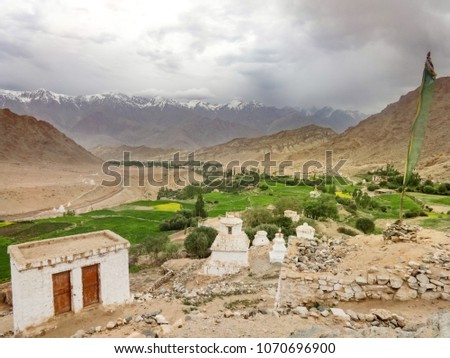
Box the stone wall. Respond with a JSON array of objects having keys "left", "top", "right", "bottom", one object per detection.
[{"left": 276, "top": 237, "right": 450, "bottom": 308}]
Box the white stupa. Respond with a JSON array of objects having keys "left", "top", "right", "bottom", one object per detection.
[
  {"left": 202, "top": 214, "right": 250, "bottom": 276},
  {"left": 269, "top": 231, "right": 287, "bottom": 264},
  {"left": 252, "top": 230, "right": 270, "bottom": 246},
  {"left": 296, "top": 223, "right": 316, "bottom": 240}
]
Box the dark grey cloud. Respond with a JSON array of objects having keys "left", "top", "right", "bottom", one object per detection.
[{"left": 1, "top": 0, "right": 450, "bottom": 114}]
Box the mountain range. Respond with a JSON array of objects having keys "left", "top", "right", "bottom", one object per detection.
[{"left": 0, "top": 89, "right": 366, "bottom": 149}]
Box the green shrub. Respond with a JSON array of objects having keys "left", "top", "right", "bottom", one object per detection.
[
  {"left": 184, "top": 226, "right": 218, "bottom": 258},
  {"left": 422, "top": 185, "right": 436, "bottom": 194},
  {"left": 159, "top": 214, "right": 194, "bottom": 231},
  {"left": 242, "top": 207, "right": 274, "bottom": 228},
  {"left": 258, "top": 183, "right": 269, "bottom": 191},
  {"left": 337, "top": 227, "right": 358, "bottom": 236},
  {"left": 367, "top": 184, "right": 380, "bottom": 192},
  {"left": 355, "top": 218, "right": 375, "bottom": 234}
]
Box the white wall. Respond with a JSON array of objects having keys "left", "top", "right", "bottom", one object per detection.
[
  {"left": 210, "top": 250, "right": 248, "bottom": 265},
  {"left": 11, "top": 249, "right": 130, "bottom": 333}
]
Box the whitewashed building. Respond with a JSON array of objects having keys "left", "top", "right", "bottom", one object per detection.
[
  {"left": 269, "top": 232, "right": 287, "bottom": 264},
  {"left": 203, "top": 214, "right": 250, "bottom": 275},
  {"left": 8, "top": 230, "right": 130, "bottom": 333}
]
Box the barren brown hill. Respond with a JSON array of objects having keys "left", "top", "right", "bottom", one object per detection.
[
  {"left": 91, "top": 144, "right": 187, "bottom": 162},
  {"left": 297, "top": 76, "right": 450, "bottom": 179},
  {"left": 0, "top": 108, "right": 100, "bottom": 166},
  {"left": 195, "top": 125, "right": 338, "bottom": 163}
]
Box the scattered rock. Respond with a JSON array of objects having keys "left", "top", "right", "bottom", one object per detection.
[
  {"left": 371, "top": 309, "right": 393, "bottom": 321},
  {"left": 394, "top": 285, "right": 418, "bottom": 301},
  {"left": 71, "top": 330, "right": 85, "bottom": 338},
  {"left": 292, "top": 306, "right": 309, "bottom": 318},
  {"left": 346, "top": 309, "right": 359, "bottom": 321},
  {"left": 106, "top": 321, "right": 116, "bottom": 330},
  {"left": 389, "top": 277, "right": 403, "bottom": 289},
  {"left": 330, "top": 308, "right": 350, "bottom": 321},
  {"left": 155, "top": 314, "right": 168, "bottom": 325},
  {"left": 141, "top": 329, "right": 158, "bottom": 338},
  {"left": 128, "top": 331, "right": 146, "bottom": 338}
]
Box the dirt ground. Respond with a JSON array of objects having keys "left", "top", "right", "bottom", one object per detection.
[
  {"left": 1, "top": 225, "right": 449, "bottom": 338},
  {"left": 0, "top": 163, "right": 197, "bottom": 220}
]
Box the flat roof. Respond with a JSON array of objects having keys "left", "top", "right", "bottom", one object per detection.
[{"left": 8, "top": 230, "right": 130, "bottom": 272}]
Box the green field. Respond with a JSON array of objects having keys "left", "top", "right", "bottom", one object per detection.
[
  {"left": 409, "top": 192, "right": 450, "bottom": 207},
  {"left": 0, "top": 200, "right": 192, "bottom": 282},
  {"left": 1, "top": 183, "right": 449, "bottom": 283},
  {"left": 204, "top": 183, "right": 313, "bottom": 216}
]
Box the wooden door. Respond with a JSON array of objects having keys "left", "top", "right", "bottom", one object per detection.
[
  {"left": 82, "top": 264, "right": 99, "bottom": 307},
  {"left": 52, "top": 271, "right": 72, "bottom": 315}
]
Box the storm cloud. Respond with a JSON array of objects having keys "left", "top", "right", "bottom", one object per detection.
[{"left": 1, "top": 0, "right": 449, "bottom": 113}]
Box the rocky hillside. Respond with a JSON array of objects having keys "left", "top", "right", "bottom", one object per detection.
[
  {"left": 0, "top": 108, "right": 100, "bottom": 165},
  {"left": 92, "top": 145, "right": 187, "bottom": 162},
  {"left": 298, "top": 76, "right": 450, "bottom": 179},
  {"left": 195, "top": 125, "right": 337, "bottom": 163}
]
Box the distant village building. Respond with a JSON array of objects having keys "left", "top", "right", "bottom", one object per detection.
[
  {"left": 284, "top": 210, "right": 300, "bottom": 223},
  {"left": 203, "top": 214, "right": 250, "bottom": 276},
  {"left": 8, "top": 230, "right": 130, "bottom": 333},
  {"left": 374, "top": 188, "right": 397, "bottom": 195},
  {"left": 296, "top": 223, "right": 316, "bottom": 240},
  {"left": 252, "top": 230, "right": 270, "bottom": 246},
  {"left": 269, "top": 232, "right": 287, "bottom": 264}
]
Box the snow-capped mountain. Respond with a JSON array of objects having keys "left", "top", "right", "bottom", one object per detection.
[{"left": 0, "top": 88, "right": 367, "bottom": 149}]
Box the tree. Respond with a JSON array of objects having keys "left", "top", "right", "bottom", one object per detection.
[
  {"left": 242, "top": 207, "right": 274, "bottom": 228},
  {"left": 303, "top": 194, "right": 338, "bottom": 220},
  {"left": 193, "top": 193, "right": 208, "bottom": 218},
  {"left": 273, "top": 197, "right": 302, "bottom": 216},
  {"left": 184, "top": 226, "right": 218, "bottom": 258}
]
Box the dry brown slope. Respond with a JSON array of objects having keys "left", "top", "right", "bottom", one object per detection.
[
  {"left": 195, "top": 124, "right": 338, "bottom": 163},
  {"left": 298, "top": 77, "right": 450, "bottom": 178},
  {"left": 91, "top": 144, "right": 187, "bottom": 161},
  {"left": 0, "top": 108, "right": 101, "bottom": 165}
]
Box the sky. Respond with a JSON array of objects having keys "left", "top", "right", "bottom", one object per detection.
[{"left": 1, "top": 0, "right": 450, "bottom": 114}]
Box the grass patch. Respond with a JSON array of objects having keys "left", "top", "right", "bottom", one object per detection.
[{"left": 409, "top": 193, "right": 450, "bottom": 206}]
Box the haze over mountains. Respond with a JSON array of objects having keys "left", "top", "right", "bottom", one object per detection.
[{"left": 0, "top": 89, "right": 366, "bottom": 150}]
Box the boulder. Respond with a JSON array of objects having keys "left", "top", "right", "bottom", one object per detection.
[
  {"left": 71, "top": 330, "right": 85, "bottom": 338},
  {"left": 330, "top": 308, "right": 350, "bottom": 321},
  {"left": 292, "top": 306, "right": 309, "bottom": 318},
  {"left": 371, "top": 309, "right": 393, "bottom": 321},
  {"left": 155, "top": 314, "right": 169, "bottom": 325},
  {"left": 389, "top": 277, "right": 403, "bottom": 289},
  {"left": 394, "top": 285, "right": 417, "bottom": 301}
]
